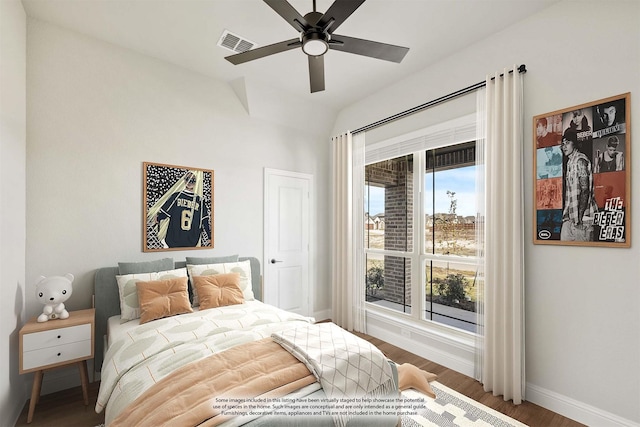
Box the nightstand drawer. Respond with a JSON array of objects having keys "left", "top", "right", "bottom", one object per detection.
[
  {"left": 19, "top": 308, "right": 95, "bottom": 422},
  {"left": 22, "top": 339, "right": 92, "bottom": 371},
  {"left": 23, "top": 324, "right": 90, "bottom": 351}
]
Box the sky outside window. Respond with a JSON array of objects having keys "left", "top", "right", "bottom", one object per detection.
[
  {"left": 425, "top": 165, "right": 476, "bottom": 217},
  {"left": 366, "top": 165, "right": 477, "bottom": 217}
]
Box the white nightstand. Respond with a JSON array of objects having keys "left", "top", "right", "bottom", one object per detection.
[{"left": 19, "top": 308, "right": 95, "bottom": 423}]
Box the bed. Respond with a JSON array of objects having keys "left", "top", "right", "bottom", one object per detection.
[{"left": 93, "top": 256, "right": 400, "bottom": 427}]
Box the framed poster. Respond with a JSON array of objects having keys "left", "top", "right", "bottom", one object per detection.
[
  {"left": 533, "top": 93, "right": 631, "bottom": 247},
  {"left": 143, "top": 162, "right": 214, "bottom": 252}
]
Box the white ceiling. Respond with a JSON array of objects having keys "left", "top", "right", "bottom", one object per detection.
[{"left": 21, "top": 0, "right": 559, "bottom": 111}]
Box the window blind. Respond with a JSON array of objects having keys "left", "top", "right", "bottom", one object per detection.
[{"left": 364, "top": 113, "right": 476, "bottom": 164}]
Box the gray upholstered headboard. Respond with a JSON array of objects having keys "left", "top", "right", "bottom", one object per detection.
[{"left": 93, "top": 256, "right": 262, "bottom": 372}]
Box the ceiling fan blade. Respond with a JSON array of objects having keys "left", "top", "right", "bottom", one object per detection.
[
  {"left": 329, "top": 34, "right": 409, "bottom": 63},
  {"left": 317, "top": 0, "right": 366, "bottom": 33},
  {"left": 308, "top": 55, "right": 325, "bottom": 93},
  {"left": 263, "top": 0, "right": 310, "bottom": 32},
  {"left": 226, "top": 38, "right": 301, "bottom": 65}
]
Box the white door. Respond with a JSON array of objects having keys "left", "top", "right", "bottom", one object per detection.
[{"left": 264, "top": 169, "right": 312, "bottom": 316}]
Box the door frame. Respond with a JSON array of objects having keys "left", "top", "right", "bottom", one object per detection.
[{"left": 263, "top": 168, "right": 314, "bottom": 316}]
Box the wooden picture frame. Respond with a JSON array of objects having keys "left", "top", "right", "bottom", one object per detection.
[
  {"left": 533, "top": 93, "right": 630, "bottom": 247},
  {"left": 143, "top": 162, "right": 214, "bottom": 252}
]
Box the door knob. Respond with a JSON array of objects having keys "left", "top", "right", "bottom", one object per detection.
[{"left": 270, "top": 259, "right": 283, "bottom": 264}]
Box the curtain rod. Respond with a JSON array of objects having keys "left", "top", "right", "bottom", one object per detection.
[{"left": 352, "top": 64, "right": 527, "bottom": 134}]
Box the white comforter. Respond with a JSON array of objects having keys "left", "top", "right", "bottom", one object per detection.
[{"left": 96, "top": 300, "right": 314, "bottom": 426}]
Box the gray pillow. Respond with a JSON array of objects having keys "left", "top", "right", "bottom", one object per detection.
[
  {"left": 118, "top": 258, "right": 174, "bottom": 275},
  {"left": 185, "top": 255, "right": 238, "bottom": 265}
]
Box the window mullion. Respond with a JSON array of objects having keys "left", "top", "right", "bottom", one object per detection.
[{"left": 410, "top": 151, "right": 423, "bottom": 321}]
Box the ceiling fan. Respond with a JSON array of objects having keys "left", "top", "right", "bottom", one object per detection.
[{"left": 225, "top": 0, "right": 410, "bottom": 93}]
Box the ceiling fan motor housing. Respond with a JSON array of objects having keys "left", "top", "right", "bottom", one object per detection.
[
  {"left": 301, "top": 11, "right": 329, "bottom": 56},
  {"left": 302, "top": 30, "right": 329, "bottom": 56}
]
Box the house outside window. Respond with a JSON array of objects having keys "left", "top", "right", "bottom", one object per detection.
[{"left": 363, "top": 115, "right": 481, "bottom": 334}]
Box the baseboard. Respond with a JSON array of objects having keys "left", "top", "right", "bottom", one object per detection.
[
  {"left": 313, "top": 308, "right": 332, "bottom": 323},
  {"left": 365, "top": 309, "right": 476, "bottom": 377},
  {"left": 39, "top": 365, "right": 83, "bottom": 395},
  {"left": 27, "top": 359, "right": 96, "bottom": 397},
  {"left": 526, "top": 383, "right": 640, "bottom": 427},
  {"left": 7, "top": 387, "right": 26, "bottom": 427},
  {"left": 365, "top": 309, "right": 639, "bottom": 427}
]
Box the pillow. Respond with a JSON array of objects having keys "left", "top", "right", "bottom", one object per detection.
[
  {"left": 116, "top": 267, "right": 188, "bottom": 323},
  {"left": 183, "top": 256, "right": 239, "bottom": 303},
  {"left": 136, "top": 277, "right": 193, "bottom": 324},
  {"left": 397, "top": 363, "right": 438, "bottom": 398},
  {"left": 187, "top": 260, "right": 254, "bottom": 306},
  {"left": 185, "top": 255, "right": 239, "bottom": 265},
  {"left": 118, "top": 258, "right": 174, "bottom": 275},
  {"left": 154, "top": 267, "right": 189, "bottom": 282},
  {"left": 115, "top": 272, "right": 155, "bottom": 323},
  {"left": 192, "top": 273, "right": 244, "bottom": 310}
]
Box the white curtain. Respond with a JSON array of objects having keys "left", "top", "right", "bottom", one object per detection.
[
  {"left": 331, "top": 132, "right": 366, "bottom": 333},
  {"left": 475, "top": 66, "right": 525, "bottom": 404}
]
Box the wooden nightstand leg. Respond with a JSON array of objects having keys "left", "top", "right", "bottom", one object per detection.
[
  {"left": 27, "top": 370, "right": 43, "bottom": 423},
  {"left": 78, "top": 360, "right": 90, "bottom": 406}
]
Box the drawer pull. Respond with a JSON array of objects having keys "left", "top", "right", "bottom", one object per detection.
[
  {"left": 57, "top": 353, "right": 61, "bottom": 357},
  {"left": 57, "top": 335, "right": 61, "bottom": 339}
]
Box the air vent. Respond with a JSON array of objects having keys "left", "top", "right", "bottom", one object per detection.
[{"left": 217, "top": 30, "right": 257, "bottom": 54}]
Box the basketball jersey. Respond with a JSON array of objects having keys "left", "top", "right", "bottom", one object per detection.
[{"left": 159, "top": 191, "right": 203, "bottom": 247}]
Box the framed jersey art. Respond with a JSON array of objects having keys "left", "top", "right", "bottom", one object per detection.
[
  {"left": 533, "top": 93, "right": 630, "bottom": 247},
  {"left": 143, "top": 162, "right": 214, "bottom": 252}
]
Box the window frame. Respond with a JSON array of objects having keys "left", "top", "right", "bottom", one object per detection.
[{"left": 362, "top": 114, "right": 480, "bottom": 337}]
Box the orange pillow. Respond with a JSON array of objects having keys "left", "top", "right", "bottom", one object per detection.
[
  {"left": 192, "top": 273, "right": 244, "bottom": 310},
  {"left": 136, "top": 277, "right": 193, "bottom": 324}
]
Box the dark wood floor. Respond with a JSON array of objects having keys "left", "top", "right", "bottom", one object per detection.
[
  {"left": 15, "top": 333, "right": 585, "bottom": 427},
  {"left": 15, "top": 380, "right": 105, "bottom": 427}
]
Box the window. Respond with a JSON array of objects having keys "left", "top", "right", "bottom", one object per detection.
[
  {"left": 365, "top": 155, "right": 413, "bottom": 313},
  {"left": 424, "top": 142, "right": 479, "bottom": 332},
  {"left": 364, "top": 136, "right": 481, "bottom": 333}
]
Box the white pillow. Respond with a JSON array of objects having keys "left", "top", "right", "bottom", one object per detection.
[
  {"left": 115, "top": 267, "right": 188, "bottom": 323},
  {"left": 187, "top": 260, "right": 254, "bottom": 305}
]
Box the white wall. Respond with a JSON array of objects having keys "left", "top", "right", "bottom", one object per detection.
[
  {"left": 0, "top": 0, "right": 27, "bottom": 424},
  {"left": 16, "top": 0, "right": 640, "bottom": 425},
  {"left": 25, "top": 17, "right": 333, "bottom": 392},
  {"left": 334, "top": 1, "right": 640, "bottom": 426}
]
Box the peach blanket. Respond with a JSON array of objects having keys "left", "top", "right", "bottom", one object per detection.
[{"left": 110, "top": 338, "right": 316, "bottom": 427}]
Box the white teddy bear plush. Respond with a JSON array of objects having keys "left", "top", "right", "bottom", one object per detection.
[{"left": 35, "top": 274, "right": 74, "bottom": 322}]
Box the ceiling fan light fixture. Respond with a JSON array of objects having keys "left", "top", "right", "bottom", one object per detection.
[
  {"left": 225, "top": 0, "right": 410, "bottom": 93},
  {"left": 302, "top": 32, "right": 328, "bottom": 56}
]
